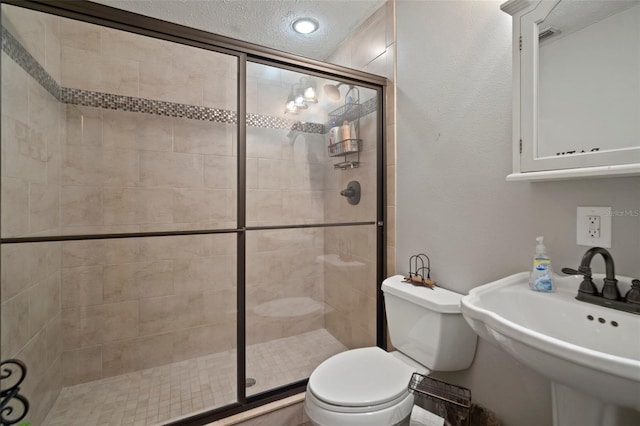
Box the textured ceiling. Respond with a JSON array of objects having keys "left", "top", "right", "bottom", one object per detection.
[{"left": 91, "top": 0, "right": 386, "bottom": 60}]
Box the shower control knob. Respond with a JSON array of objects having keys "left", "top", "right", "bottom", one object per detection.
[{"left": 340, "top": 181, "right": 361, "bottom": 205}]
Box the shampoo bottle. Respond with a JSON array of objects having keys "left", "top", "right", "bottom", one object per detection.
[
  {"left": 529, "top": 236, "right": 554, "bottom": 292},
  {"left": 341, "top": 120, "right": 351, "bottom": 151}
]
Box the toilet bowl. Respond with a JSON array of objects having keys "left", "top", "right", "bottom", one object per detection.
[
  {"left": 304, "top": 347, "right": 426, "bottom": 426},
  {"left": 304, "top": 275, "right": 477, "bottom": 426}
]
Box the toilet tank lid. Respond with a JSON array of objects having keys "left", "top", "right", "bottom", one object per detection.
[{"left": 382, "top": 275, "right": 463, "bottom": 314}]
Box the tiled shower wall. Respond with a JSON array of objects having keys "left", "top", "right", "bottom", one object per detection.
[
  {"left": 1, "top": 6, "right": 64, "bottom": 425},
  {"left": 1, "top": 2, "right": 340, "bottom": 400},
  {"left": 322, "top": 0, "right": 395, "bottom": 349},
  {"left": 1, "top": 5, "right": 382, "bottom": 424}
]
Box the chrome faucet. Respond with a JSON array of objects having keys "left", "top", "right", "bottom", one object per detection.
[{"left": 562, "top": 247, "right": 640, "bottom": 314}]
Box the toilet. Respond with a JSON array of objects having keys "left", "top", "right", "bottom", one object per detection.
[{"left": 304, "top": 275, "right": 478, "bottom": 426}]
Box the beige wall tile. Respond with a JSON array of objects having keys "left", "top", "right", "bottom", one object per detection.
[
  {"left": 1, "top": 291, "right": 30, "bottom": 359},
  {"left": 101, "top": 25, "right": 173, "bottom": 64},
  {"left": 174, "top": 43, "right": 237, "bottom": 80},
  {"left": 140, "top": 151, "right": 204, "bottom": 188},
  {"left": 62, "top": 238, "right": 141, "bottom": 268},
  {"left": 102, "top": 332, "right": 173, "bottom": 377},
  {"left": 137, "top": 234, "right": 236, "bottom": 261},
  {"left": 1, "top": 52, "right": 29, "bottom": 121},
  {"left": 2, "top": 4, "right": 46, "bottom": 67},
  {"left": 62, "top": 265, "right": 104, "bottom": 309},
  {"left": 246, "top": 190, "right": 283, "bottom": 225},
  {"left": 60, "top": 17, "right": 100, "bottom": 53},
  {"left": 173, "top": 292, "right": 206, "bottom": 330},
  {"left": 173, "top": 256, "right": 237, "bottom": 293},
  {"left": 247, "top": 128, "right": 284, "bottom": 159},
  {"left": 28, "top": 272, "right": 61, "bottom": 339},
  {"left": 61, "top": 144, "right": 102, "bottom": 186},
  {"left": 172, "top": 188, "right": 234, "bottom": 225},
  {"left": 1, "top": 177, "right": 29, "bottom": 237},
  {"left": 62, "top": 145, "right": 139, "bottom": 187},
  {"left": 202, "top": 288, "right": 237, "bottom": 324},
  {"left": 17, "top": 328, "right": 49, "bottom": 398},
  {"left": 139, "top": 295, "right": 176, "bottom": 336},
  {"left": 257, "top": 158, "right": 289, "bottom": 190},
  {"left": 102, "top": 109, "right": 173, "bottom": 152},
  {"left": 62, "top": 345, "right": 102, "bottom": 385},
  {"left": 29, "top": 183, "right": 60, "bottom": 234},
  {"left": 44, "top": 14, "right": 61, "bottom": 82},
  {"left": 28, "top": 79, "right": 58, "bottom": 133},
  {"left": 173, "top": 118, "right": 234, "bottom": 155},
  {"left": 204, "top": 155, "right": 237, "bottom": 189},
  {"left": 46, "top": 312, "right": 63, "bottom": 366},
  {"left": 203, "top": 75, "right": 238, "bottom": 111},
  {"left": 139, "top": 60, "right": 203, "bottom": 105},
  {"left": 1, "top": 243, "right": 47, "bottom": 302},
  {"left": 61, "top": 45, "right": 139, "bottom": 96},
  {"left": 103, "top": 187, "right": 173, "bottom": 225},
  {"left": 103, "top": 261, "right": 174, "bottom": 303},
  {"left": 60, "top": 185, "right": 102, "bottom": 227},
  {"left": 2, "top": 117, "right": 47, "bottom": 183},
  {"left": 64, "top": 105, "right": 103, "bottom": 146},
  {"left": 62, "top": 300, "right": 138, "bottom": 349},
  {"left": 172, "top": 322, "right": 235, "bottom": 362}
]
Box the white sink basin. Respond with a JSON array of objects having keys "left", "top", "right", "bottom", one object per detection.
[{"left": 461, "top": 272, "right": 640, "bottom": 425}]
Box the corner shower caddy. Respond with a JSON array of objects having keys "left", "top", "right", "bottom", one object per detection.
[{"left": 328, "top": 87, "right": 363, "bottom": 170}]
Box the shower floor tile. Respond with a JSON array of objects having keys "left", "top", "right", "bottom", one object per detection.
[{"left": 43, "top": 329, "right": 346, "bottom": 426}]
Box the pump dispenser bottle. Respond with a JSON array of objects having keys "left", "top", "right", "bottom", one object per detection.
[{"left": 529, "top": 236, "right": 554, "bottom": 292}]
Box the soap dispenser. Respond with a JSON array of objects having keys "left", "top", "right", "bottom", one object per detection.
[{"left": 529, "top": 236, "right": 554, "bottom": 292}]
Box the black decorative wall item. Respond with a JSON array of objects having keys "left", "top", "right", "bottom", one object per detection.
[{"left": 0, "top": 359, "right": 30, "bottom": 426}]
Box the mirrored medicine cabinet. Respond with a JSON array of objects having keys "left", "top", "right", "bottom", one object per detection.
[{"left": 501, "top": 0, "right": 640, "bottom": 181}]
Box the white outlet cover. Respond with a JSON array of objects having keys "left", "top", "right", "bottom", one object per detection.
[{"left": 577, "top": 206, "right": 612, "bottom": 248}]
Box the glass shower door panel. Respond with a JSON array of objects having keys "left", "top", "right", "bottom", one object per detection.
[
  {"left": 0, "top": 234, "right": 238, "bottom": 425},
  {"left": 245, "top": 225, "right": 377, "bottom": 397},
  {"left": 245, "top": 62, "right": 379, "bottom": 227},
  {"left": 1, "top": 3, "right": 239, "bottom": 239}
]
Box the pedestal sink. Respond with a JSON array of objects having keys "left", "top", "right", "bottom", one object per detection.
[{"left": 461, "top": 272, "right": 640, "bottom": 426}]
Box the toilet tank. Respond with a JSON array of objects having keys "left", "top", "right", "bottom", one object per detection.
[{"left": 382, "top": 275, "right": 477, "bottom": 371}]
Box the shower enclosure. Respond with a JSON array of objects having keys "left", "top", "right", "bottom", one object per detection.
[{"left": 0, "top": 1, "right": 385, "bottom": 425}]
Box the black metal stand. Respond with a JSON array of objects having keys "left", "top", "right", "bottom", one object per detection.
[{"left": 1, "top": 359, "right": 29, "bottom": 426}]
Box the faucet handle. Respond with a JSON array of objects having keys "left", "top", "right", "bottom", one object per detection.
[
  {"left": 562, "top": 267, "right": 580, "bottom": 275},
  {"left": 625, "top": 279, "right": 640, "bottom": 305}
]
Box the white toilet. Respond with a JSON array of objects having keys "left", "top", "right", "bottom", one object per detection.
[{"left": 304, "top": 275, "right": 478, "bottom": 426}]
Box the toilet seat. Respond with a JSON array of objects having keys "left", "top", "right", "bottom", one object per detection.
[{"left": 307, "top": 347, "right": 417, "bottom": 412}]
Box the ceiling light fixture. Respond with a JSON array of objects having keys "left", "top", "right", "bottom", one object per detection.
[
  {"left": 284, "top": 77, "right": 318, "bottom": 114},
  {"left": 292, "top": 18, "right": 319, "bottom": 34}
]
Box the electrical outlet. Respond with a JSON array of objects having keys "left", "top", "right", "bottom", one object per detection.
[
  {"left": 587, "top": 215, "right": 600, "bottom": 238},
  {"left": 577, "top": 207, "right": 611, "bottom": 248}
]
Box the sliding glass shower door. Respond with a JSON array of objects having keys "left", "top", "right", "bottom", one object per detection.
[
  {"left": 244, "top": 62, "right": 380, "bottom": 396},
  {"left": 0, "top": 2, "right": 384, "bottom": 425}
]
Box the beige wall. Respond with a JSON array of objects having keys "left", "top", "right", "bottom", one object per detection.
[{"left": 396, "top": 1, "right": 640, "bottom": 425}]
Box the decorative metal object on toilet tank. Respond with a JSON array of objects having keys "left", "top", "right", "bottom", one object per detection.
[{"left": 340, "top": 181, "right": 360, "bottom": 205}]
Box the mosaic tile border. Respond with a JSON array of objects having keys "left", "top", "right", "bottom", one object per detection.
[
  {"left": 1, "top": 25, "right": 61, "bottom": 100},
  {"left": 61, "top": 88, "right": 238, "bottom": 123},
  {"left": 2, "top": 24, "right": 375, "bottom": 135}
]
